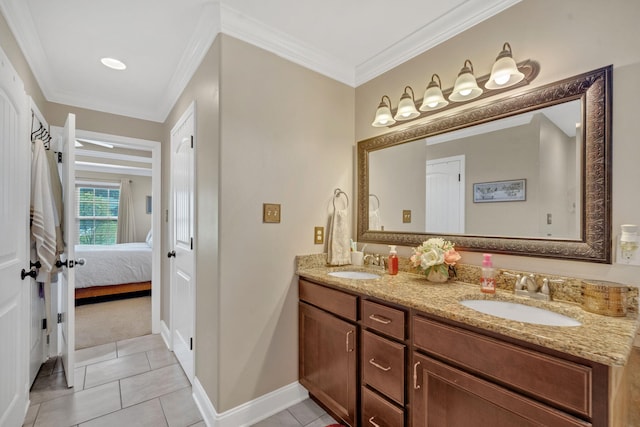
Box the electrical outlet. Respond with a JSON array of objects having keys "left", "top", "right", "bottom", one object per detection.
[
  {"left": 314, "top": 227, "right": 324, "bottom": 244},
  {"left": 403, "top": 209, "right": 412, "bottom": 223},
  {"left": 263, "top": 203, "right": 281, "bottom": 223}
]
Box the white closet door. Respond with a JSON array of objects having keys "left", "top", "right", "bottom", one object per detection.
[
  {"left": 169, "top": 102, "right": 195, "bottom": 382},
  {"left": 59, "top": 113, "right": 76, "bottom": 387},
  {"left": 0, "top": 46, "right": 30, "bottom": 427},
  {"left": 426, "top": 156, "right": 465, "bottom": 234}
]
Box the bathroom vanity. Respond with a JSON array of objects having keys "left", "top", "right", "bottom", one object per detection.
[{"left": 297, "top": 258, "right": 638, "bottom": 427}]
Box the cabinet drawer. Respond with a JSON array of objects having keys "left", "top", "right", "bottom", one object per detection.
[
  {"left": 299, "top": 279, "right": 358, "bottom": 321},
  {"left": 413, "top": 315, "right": 592, "bottom": 418},
  {"left": 362, "top": 300, "right": 405, "bottom": 340},
  {"left": 362, "top": 386, "right": 404, "bottom": 427},
  {"left": 362, "top": 330, "right": 405, "bottom": 405}
]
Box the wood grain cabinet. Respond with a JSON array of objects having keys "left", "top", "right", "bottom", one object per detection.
[
  {"left": 299, "top": 280, "right": 358, "bottom": 426},
  {"left": 298, "top": 278, "right": 613, "bottom": 426},
  {"left": 361, "top": 299, "right": 408, "bottom": 426},
  {"left": 411, "top": 314, "right": 608, "bottom": 427}
]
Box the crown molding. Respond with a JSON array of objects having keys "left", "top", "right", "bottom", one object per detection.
[
  {"left": 157, "top": 2, "right": 221, "bottom": 122},
  {"left": 355, "top": 0, "right": 522, "bottom": 85},
  {"left": 220, "top": 3, "right": 355, "bottom": 86},
  {"left": 0, "top": 0, "right": 57, "bottom": 99}
]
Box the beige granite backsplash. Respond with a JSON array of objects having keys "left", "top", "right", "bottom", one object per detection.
[{"left": 296, "top": 253, "right": 639, "bottom": 314}]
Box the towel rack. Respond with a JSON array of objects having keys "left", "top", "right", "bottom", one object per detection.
[
  {"left": 369, "top": 193, "right": 380, "bottom": 209},
  {"left": 333, "top": 188, "right": 349, "bottom": 210}
]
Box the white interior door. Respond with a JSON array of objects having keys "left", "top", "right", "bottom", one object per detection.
[
  {"left": 59, "top": 114, "right": 76, "bottom": 387},
  {"left": 169, "top": 102, "right": 195, "bottom": 382},
  {"left": 0, "top": 46, "right": 30, "bottom": 427},
  {"left": 426, "top": 155, "right": 465, "bottom": 234}
]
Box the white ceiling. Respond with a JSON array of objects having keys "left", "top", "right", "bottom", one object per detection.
[{"left": 0, "top": 0, "right": 520, "bottom": 123}]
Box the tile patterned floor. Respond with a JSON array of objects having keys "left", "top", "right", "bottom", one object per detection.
[{"left": 23, "top": 334, "right": 339, "bottom": 427}]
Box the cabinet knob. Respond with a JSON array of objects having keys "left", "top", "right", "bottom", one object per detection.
[
  {"left": 368, "top": 314, "right": 392, "bottom": 325},
  {"left": 368, "top": 416, "right": 381, "bottom": 427},
  {"left": 345, "top": 330, "right": 354, "bottom": 353},
  {"left": 167, "top": 250, "right": 176, "bottom": 258}
]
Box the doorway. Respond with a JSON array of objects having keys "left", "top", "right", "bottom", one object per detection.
[{"left": 52, "top": 127, "right": 162, "bottom": 350}]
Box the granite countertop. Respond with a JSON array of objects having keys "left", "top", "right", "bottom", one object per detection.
[{"left": 297, "top": 261, "right": 640, "bottom": 367}]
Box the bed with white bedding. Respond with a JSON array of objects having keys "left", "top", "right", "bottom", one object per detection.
[{"left": 74, "top": 241, "right": 152, "bottom": 299}]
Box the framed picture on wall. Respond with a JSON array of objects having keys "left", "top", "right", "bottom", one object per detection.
[{"left": 473, "top": 179, "right": 526, "bottom": 203}]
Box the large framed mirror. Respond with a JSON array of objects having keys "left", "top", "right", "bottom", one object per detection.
[{"left": 357, "top": 66, "right": 612, "bottom": 263}]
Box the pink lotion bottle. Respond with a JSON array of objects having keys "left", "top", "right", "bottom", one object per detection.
[{"left": 480, "top": 253, "right": 496, "bottom": 294}]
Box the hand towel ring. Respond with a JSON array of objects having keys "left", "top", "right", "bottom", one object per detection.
[
  {"left": 333, "top": 188, "right": 349, "bottom": 210},
  {"left": 369, "top": 194, "right": 380, "bottom": 210}
]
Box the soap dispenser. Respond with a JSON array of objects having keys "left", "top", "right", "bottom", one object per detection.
[
  {"left": 480, "top": 253, "right": 496, "bottom": 294},
  {"left": 388, "top": 245, "right": 399, "bottom": 275}
]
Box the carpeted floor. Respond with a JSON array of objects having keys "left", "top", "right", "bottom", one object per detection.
[{"left": 75, "top": 296, "right": 151, "bottom": 349}]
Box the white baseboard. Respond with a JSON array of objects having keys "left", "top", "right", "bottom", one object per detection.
[
  {"left": 192, "top": 377, "right": 308, "bottom": 427},
  {"left": 160, "top": 320, "right": 171, "bottom": 350}
]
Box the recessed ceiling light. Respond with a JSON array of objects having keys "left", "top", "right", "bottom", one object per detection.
[{"left": 100, "top": 57, "right": 127, "bottom": 71}]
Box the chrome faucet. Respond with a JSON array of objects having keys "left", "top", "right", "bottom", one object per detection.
[
  {"left": 364, "top": 253, "right": 387, "bottom": 270},
  {"left": 519, "top": 274, "right": 538, "bottom": 293}
]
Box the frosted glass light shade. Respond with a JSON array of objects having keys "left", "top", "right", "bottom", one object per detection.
[
  {"left": 371, "top": 96, "right": 396, "bottom": 127},
  {"left": 419, "top": 75, "right": 448, "bottom": 111},
  {"left": 486, "top": 43, "right": 524, "bottom": 89},
  {"left": 449, "top": 60, "right": 482, "bottom": 102},
  {"left": 394, "top": 87, "right": 419, "bottom": 121}
]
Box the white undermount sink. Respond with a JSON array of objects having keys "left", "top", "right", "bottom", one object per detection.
[
  {"left": 328, "top": 271, "right": 381, "bottom": 280},
  {"left": 460, "top": 299, "right": 581, "bottom": 327}
]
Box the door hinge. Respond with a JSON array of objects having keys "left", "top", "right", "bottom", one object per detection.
[
  {"left": 57, "top": 152, "right": 63, "bottom": 163},
  {"left": 57, "top": 313, "right": 63, "bottom": 324},
  {"left": 190, "top": 337, "right": 193, "bottom": 351},
  {"left": 190, "top": 237, "right": 193, "bottom": 250},
  {"left": 190, "top": 135, "right": 194, "bottom": 148},
  {"left": 42, "top": 318, "right": 47, "bottom": 330}
]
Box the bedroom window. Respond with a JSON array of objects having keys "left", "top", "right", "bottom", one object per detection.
[{"left": 77, "top": 184, "right": 120, "bottom": 245}]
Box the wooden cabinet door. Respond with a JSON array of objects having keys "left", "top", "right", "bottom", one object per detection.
[
  {"left": 299, "top": 302, "right": 357, "bottom": 426},
  {"left": 411, "top": 352, "right": 591, "bottom": 427}
]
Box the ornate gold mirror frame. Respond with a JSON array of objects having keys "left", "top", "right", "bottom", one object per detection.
[{"left": 357, "top": 66, "right": 612, "bottom": 263}]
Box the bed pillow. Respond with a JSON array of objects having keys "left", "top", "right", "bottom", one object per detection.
[{"left": 146, "top": 229, "right": 153, "bottom": 247}]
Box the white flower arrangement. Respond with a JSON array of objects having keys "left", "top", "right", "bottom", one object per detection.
[{"left": 409, "top": 238, "right": 461, "bottom": 280}]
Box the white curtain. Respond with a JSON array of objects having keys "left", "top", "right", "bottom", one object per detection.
[{"left": 117, "top": 179, "right": 136, "bottom": 243}]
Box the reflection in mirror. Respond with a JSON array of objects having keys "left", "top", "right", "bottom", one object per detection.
[
  {"left": 369, "top": 100, "right": 582, "bottom": 239},
  {"left": 358, "top": 66, "right": 612, "bottom": 263}
]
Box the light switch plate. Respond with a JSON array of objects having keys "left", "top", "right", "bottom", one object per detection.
[
  {"left": 263, "top": 203, "right": 281, "bottom": 223},
  {"left": 314, "top": 226, "right": 324, "bottom": 244},
  {"left": 402, "top": 210, "right": 412, "bottom": 223}
]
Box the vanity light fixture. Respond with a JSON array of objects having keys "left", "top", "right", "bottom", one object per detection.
[
  {"left": 486, "top": 42, "right": 525, "bottom": 89},
  {"left": 370, "top": 42, "right": 537, "bottom": 128},
  {"left": 371, "top": 95, "right": 396, "bottom": 127},
  {"left": 449, "top": 59, "right": 483, "bottom": 102},
  {"left": 394, "top": 86, "right": 420, "bottom": 121},
  {"left": 100, "top": 57, "right": 127, "bottom": 71},
  {"left": 419, "top": 74, "right": 448, "bottom": 111}
]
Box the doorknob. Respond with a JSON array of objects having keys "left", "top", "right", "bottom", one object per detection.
[
  {"left": 21, "top": 268, "right": 37, "bottom": 280},
  {"left": 167, "top": 250, "right": 176, "bottom": 258}
]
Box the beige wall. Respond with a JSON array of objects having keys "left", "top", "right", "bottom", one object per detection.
[
  {"left": 75, "top": 171, "right": 152, "bottom": 243},
  {"left": 355, "top": 0, "right": 640, "bottom": 287},
  {"left": 216, "top": 35, "right": 354, "bottom": 411},
  {"left": 162, "top": 34, "right": 354, "bottom": 412},
  {"left": 163, "top": 35, "right": 222, "bottom": 407}
]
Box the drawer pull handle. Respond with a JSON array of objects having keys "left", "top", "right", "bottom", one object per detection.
[
  {"left": 369, "top": 314, "right": 392, "bottom": 325},
  {"left": 345, "top": 330, "right": 354, "bottom": 352},
  {"left": 368, "top": 416, "right": 381, "bottom": 427},
  {"left": 369, "top": 358, "right": 391, "bottom": 372},
  {"left": 413, "top": 361, "right": 421, "bottom": 389}
]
